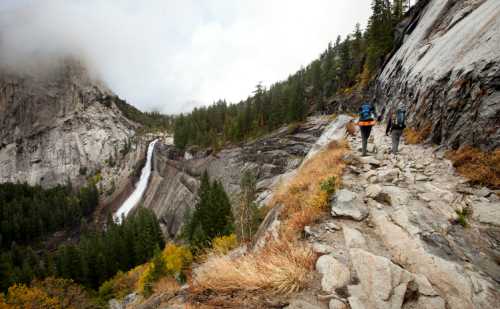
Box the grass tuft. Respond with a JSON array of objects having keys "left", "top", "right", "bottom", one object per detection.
[
  {"left": 272, "top": 139, "right": 348, "bottom": 239},
  {"left": 404, "top": 125, "right": 432, "bottom": 144},
  {"left": 446, "top": 146, "right": 500, "bottom": 189},
  {"left": 192, "top": 239, "right": 316, "bottom": 295},
  {"left": 454, "top": 207, "right": 472, "bottom": 228}
]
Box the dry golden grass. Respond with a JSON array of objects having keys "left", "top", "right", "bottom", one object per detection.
[
  {"left": 404, "top": 124, "right": 432, "bottom": 144},
  {"left": 346, "top": 121, "right": 357, "bottom": 136},
  {"left": 153, "top": 277, "right": 181, "bottom": 295},
  {"left": 192, "top": 239, "right": 316, "bottom": 295},
  {"left": 446, "top": 146, "right": 500, "bottom": 188},
  {"left": 272, "top": 139, "right": 349, "bottom": 239},
  {"left": 191, "top": 139, "right": 349, "bottom": 297}
]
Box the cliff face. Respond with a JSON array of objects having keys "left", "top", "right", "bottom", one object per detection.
[
  {"left": 0, "top": 60, "right": 145, "bottom": 193},
  {"left": 142, "top": 117, "right": 331, "bottom": 238},
  {"left": 377, "top": 0, "right": 500, "bottom": 150}
]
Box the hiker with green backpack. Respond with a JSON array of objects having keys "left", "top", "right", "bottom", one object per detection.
[{"left": 386, "top": 102, "right": 407, "bottom": 155}]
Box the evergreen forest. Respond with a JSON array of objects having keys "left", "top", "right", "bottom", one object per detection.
[{"left": 174, "top": 0, "right": 409, "bottom": 150}]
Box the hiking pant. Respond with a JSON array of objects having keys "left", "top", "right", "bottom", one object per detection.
[
  {"left": 360, "top": 125, "right": 372, "bottom": 156},
  {"left": 391, "top": 129, "right": 403, "bottom": 154}
]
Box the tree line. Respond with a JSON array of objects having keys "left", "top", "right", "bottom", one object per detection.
[
  {"left": 113, "top": 96, "right": 174, "bottom": 133},
  {"left": 174, "top": 0, "right": 408, "bottom": 150},
  {"left": 0, "top": 207, "right": 164, "bottom": 291},
  {"left": 0, "top": 182, "right": 98, "bottom": 249}
]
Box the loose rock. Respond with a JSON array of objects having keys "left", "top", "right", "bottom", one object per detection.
[
  {"left": 332, "top": 189, "right": 369, "bottom": 221},
  {"left": 348, "top": 248, "right": 413, "bottom": 309}
]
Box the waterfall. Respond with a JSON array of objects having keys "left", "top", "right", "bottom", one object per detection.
[{"left": 114, "top": 139, "right": 159, "bottom": 222}]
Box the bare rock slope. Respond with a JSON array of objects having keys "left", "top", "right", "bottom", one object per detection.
[
  {"left": 307, "top": 124, "right": 500, "bottom": 309},
  {"left": 377, "top": 0, "right": 500, "bottom": 149},
  {"left": 0, "top": 60, "right": 145, "bottom": 193}
]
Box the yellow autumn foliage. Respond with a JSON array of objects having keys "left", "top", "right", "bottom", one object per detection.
[
  {"left": 3, "top": 284, "right": 60, "bottom": 309},
  {"left": 163, "top": 243, "right": 193, "bottom": 275},
  {"left": 98, "top": 265, "right": 146, "bottom": 301},
  {"left": 138, "top": 243, "right": 192, "bottom": 295},
  {"left": 211, "top": 234, "right": 238, "bottom": 255}
]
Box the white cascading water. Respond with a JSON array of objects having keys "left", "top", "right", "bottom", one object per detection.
[{"left": 114, "top": 139, "right": 159, "bottom": 222}]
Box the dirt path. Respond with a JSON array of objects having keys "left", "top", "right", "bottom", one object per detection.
[{"left": 301, "top": 124, "right": 500, "bottom": 309}]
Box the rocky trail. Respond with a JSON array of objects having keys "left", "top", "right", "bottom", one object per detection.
[{"left": 299, "top": 125, "right": 500, "bottom": 309}]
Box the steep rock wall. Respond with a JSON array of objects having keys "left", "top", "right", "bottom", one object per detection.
[
  {"left": 377, "top": 0, "right": 500, "bottom": 150},
  {"left": 0, "top": 60, "right": 145, "bottom": 194}
]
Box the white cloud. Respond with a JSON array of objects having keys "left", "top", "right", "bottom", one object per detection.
[{"left": 0, "top": 0, "right": 372, "bottom": 113}]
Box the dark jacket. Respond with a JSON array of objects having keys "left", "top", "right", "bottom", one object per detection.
[
  {"left": 386, "top": 115, "right": 394, "bottom": 135},
  {"left": 386, "top": 108, "right": 405, "bottom": 134}
]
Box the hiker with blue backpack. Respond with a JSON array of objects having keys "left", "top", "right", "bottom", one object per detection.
[
  {"left": 358, "top": 101, "right": 377, "bottom": 156},
  {"left": 386, "top": 102, "right": 407, "bottom": 155}
]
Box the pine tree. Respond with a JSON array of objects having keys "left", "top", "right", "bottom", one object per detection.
[
  {"left": 311, "top": 60, "right": 322, "bottom": 97},
  {"left": 236, "top": 171, "right": 260, "bottom": 241},
  {"left": 183, "top": 171, "right": 234, "bottom": 249},
  {"left": 392, "top": 0, "right": 405, "bottom": 21},
  {"left": 350, "top": 23, "right": 365, "bottom": 85},
  {"left": 339, "top": 35, "right": 353, "bottom": 88},
  {"left": 366, "top": 0, "right": 394, "bottom": 71}
]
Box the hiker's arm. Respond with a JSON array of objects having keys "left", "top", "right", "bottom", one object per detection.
[{"left": 386, "top": 117, "right": 392, "bottom": 135}]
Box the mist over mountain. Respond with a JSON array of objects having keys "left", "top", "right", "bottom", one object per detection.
[{"left": 0, "top": 0, "right": 371, "bottom": 113}]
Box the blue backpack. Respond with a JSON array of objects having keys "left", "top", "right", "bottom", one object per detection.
[
  {"left": 393, "top": 108, "right": 406, "bottom": 128},
  {"left": 359, "top": 103, "right": 374, "bottom": 121}
]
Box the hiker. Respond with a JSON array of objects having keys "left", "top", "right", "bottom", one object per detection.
[
  {"left": 358, "top": 101, "right": 377, "bottom": 156},
  {"left": 386, "top": 102, "right": 406, "bottom": 154}
]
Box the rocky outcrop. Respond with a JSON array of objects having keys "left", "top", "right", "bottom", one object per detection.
[
  {"left": 0, "top": 59, "right": 145, "bottom": 195},
  {"left": 307, "top": 124, "right": 500, "bottom": 308},
  {"left": 142, "top": 117, "right": 331, "bottom": 238},
  {"left": 376, "top": 0, "right": 500, "bottom": 150}
]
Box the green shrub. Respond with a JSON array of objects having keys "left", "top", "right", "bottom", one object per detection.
[
  {"left": 455, "top": 207, "right": 472, "bottom": 227},
  {"left": 320, "top": 176, "right": 337, "bottom": 196}
]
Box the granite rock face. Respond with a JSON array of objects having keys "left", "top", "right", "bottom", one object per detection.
[
  {"left": 0, "top": 60, "right": 144, "bottom": 194},
  {"left": 309, "top": 124, "right": 500, "bottom": 309},
  {"left": 142, "top": 117, "right": 333, "bottom": 239},
  {"left": 376, "top": 0, "right": 500, "bottom": 150}
]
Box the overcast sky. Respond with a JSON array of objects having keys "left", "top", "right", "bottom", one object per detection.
[{"left": 0, "top": 0, "right": 372, "bottom": 114}]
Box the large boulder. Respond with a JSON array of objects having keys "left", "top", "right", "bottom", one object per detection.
[
  {"left": 348, "top": 248, "right": 413, "bottom": 309},
  {"left": 331, "top": 189, "right": 369, "bottom": 221},
  {"left": 371, "top": 210, "right": 478, "bottom": 309},
  {"left": 316, "top": 254, "right": 351, "bottom": 293}
]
